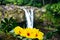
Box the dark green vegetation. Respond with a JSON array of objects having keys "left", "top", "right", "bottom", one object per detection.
[
  {"left": 0, "top": 0, "right": 60, "bottom": 7},
  {"left": 0, "top": 17, "right": 18, "bottom": 32}
]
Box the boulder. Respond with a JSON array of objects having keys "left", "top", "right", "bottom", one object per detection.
[{"left": 0, "top": 5, "right": 46, "bottom": 23}]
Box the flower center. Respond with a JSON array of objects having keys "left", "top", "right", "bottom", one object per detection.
[
  {"left": 27, "top": 33, "right": 30, "bottom": 36},
  {"left": 36, "top": 34, "right": 38, "bottom": 37},
  {"left": 19, "top": 31, "right": 21, "bottom": 34}
]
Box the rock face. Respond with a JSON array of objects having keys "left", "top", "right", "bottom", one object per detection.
[{"left": 0, "top": 5, "right": 46, "bottom": 22}]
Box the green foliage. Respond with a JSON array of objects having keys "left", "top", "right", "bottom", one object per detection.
[
  {"left": 56, "top": 26, "right": 60, "bottom": 34},
  {"left": 26, "top": 0, "right": 42, "bottom": 7},
  {"left": 0, "top": 0, "right": 42, "bottom": 7},
  {"left": 45, "top": 30, "right": 58, "bottom": 40},
  {"left": 46, "top": 32, "right": 53, "bottom": 39},
  {"left": 45, "top": 3, "right": 60, "bottom": 27},
  {"left": 5, "top": 0, "right": 23, "bottom": 5},
  {"left": 0, "top": 17, "right": 18, "bottom": 32},
  {"left": 0, "top": 0, "right": 60, "bottom": 7},
  {"left": 46, "top": 3, "right": 60, "bottom": 14},
  {"left": 5, "top": 0, "right": 16, "bottom": 4},
  {"left": 17, "top": 0, "right": 23, "bottom": 5}
]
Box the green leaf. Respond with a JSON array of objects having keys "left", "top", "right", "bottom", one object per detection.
[{"left": 1, "top": 17, "right": 18, "bottom": 32}]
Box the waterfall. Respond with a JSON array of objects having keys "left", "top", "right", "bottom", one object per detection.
[
  {"left": 23, "top": 8, "right": 34, "bottom": 28},
  {"left": 10, "top": 7, "right": 34, "bottom": 33}
]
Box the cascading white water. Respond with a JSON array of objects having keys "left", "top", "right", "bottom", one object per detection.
[{"left": 23, "top": 8, "right": 34, "bottom": 28}]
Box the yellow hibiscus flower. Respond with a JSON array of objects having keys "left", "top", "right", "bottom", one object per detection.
[
  {"left": 20, "top": 28, "right": 27, "bottom": 37},
  {"left": 24, "top": 28, "right": 35, "bottom": 39},
  {"left": 35, "top": 31, "right": 44, "bottom": 40},
  {"left": 13, "top": 26, "right": 44, "bottom": 40},
  {"left": 14, "top": 26, "right": 23, "bottom": 35}
]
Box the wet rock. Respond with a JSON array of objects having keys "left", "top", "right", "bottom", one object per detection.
[{"left": 0, "top": 5, "right": 46, "bottom": 23}]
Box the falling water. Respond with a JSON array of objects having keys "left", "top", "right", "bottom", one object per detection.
[
  {"left": 10, "top": 7, "right": 34, "bottom": 33},
  {"left": 23, "top": 8, "right": 34, "bottom": 28}
]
